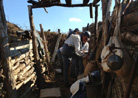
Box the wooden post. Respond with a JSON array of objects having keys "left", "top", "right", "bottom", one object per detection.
[
  {"left": 102, "top": 0, "right": 112, "bottom": 46},
  {"left": 40, "top": 24, "right": 51, "bottom": 64},
  {"left": 0, "top": 0, "right": 17, "bottom": 98},
  {"left": 51, "top": 29, "right": 61, "bottom": 63},
  {"left": 28, "top": 5, "right": 45, "bottom": 88},
  {"left": 89, "top": 3, "right": 93, "bottom": 18},
  {"left": 94, "top": 5, "right": 99, "bottom": 45}
]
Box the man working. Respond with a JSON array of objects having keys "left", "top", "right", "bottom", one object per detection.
[{"left": 61, "top": 30, "right": 91, "bottom": 86}]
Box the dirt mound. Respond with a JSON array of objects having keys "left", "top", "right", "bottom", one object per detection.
[
  {"left": 7, "top": 21, "right": 23, "bottom": 34},
  {"left": 44, "top": 31, "right": 67, "bottom": 57},
  {"left": 7, "top": 21, "right": 24, "bottom": 43}
]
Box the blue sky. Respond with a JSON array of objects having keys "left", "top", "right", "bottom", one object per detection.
[{"left": 3, "top": 0, "right": 110, "bottom": 33}]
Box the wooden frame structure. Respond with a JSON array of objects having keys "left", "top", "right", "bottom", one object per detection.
[{"left": 27, "top": 0, "right": 100, "bottom": 88}]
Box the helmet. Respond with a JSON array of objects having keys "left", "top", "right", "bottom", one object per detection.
[
  {"left": 83, "top": 31, "right": 91, "bottom": 38},
  {"left": 74, "top": 28, "right": 80, "bottom": 32}
]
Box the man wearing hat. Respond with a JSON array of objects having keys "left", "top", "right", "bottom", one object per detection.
[{"left": 61, "top": 29, "right": 91, "bottom": 86}]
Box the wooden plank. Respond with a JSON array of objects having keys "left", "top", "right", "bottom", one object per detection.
[
  {"left": 0, "top": 0, "right": 17, "bottom": 97},
  {"left": 40, "top": 88, "right": 61, "bottom": 98},
  {"left": 51, "top": 29, "right": 61, "bottom": 63}
]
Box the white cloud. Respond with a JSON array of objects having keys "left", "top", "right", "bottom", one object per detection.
[{"left": 69, "top": 18, "right": 82, "bottom": 22}]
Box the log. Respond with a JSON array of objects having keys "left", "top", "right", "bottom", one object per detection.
[
  {"left": 14, "top": 65, "right": 33, "bottom": 80},
  {"left": 32, "top": 3, "right": 90, "bottom": 8},
  {"left": 10, "top": 44, "right": 29, "bottom": 51},
  {"left": 11, "top": 52, "right": 29, "bottom": 65},
  {"left": 102, "top": 0, "right": 112, "bottom": 46},
  {"left": 51, "top": 29, "right": 61, "bottom": 63},
  {"left": 12, "top": 62, "right": 20, "bottom": 71},
  {"left": 94, "top": 5, "right": 98, "bottom": 45},
  {"left": 18, "top": 67, "right": 35, "bottom": 81},
  {"left": 16, "top": 72, "right": 36, "bottom": 90},
  {"left": 28, "top": 5, "right": 45, "bottom": 89},
  {"left": 0, "top": 0, "right": 17, "bottom": 97},
  {"left": 25, "top": 59, "right": 31, "bottom": 65},
  {"left": 13, "top": 64, "right": 26, "bottom": 75},
  {"left": 40, "top": 24, "right": 50, "bottom": 63},
  {"left": 121, "top": 32, "right": 138, "bottom": 44}
]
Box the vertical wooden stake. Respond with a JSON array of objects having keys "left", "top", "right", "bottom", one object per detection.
[
  {"left": 89, "top": 3, "right": 93, "bottom": 18},
  {"left": 0, "top": 0, "right": 17, "bottom": 98},
  {"left": 51, "top": 29, "right": 61, "bottom": 63},
  {"left": 28, "top": 5, "right": 45, "bottom": 89},
  {"left": 103, "top": 0, "right": 112, "bottom": 46},
  {"left": 94, "top": 5, "right": 99, "bottom": 45},
  {"left": 40, "top": 24, "right": 50, "bottom": 64}
]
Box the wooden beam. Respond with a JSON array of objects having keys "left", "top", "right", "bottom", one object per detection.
[
  {"left": 28, "top": 5, "right": 45, "bottom": 89},
  {"left": 51, "top": 29, "right": 61, "bottom": 63},
  {"left": 0, "top": 0, "right": 17, "bottom": 98},
  {"left": 89, "top": 3, "right": 93, "bottom": 18},
  {"left": 40, "top": 24, "right": 51, "bottom": 64},
  {"left": 32, "top": 3, "right": 90, "bottom": 8}
]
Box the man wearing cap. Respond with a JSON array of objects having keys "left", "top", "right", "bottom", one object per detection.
[{"left": 61, "top": 29, "right": 91, "bottom": 86}]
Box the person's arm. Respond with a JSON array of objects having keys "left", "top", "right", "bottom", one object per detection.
[{"left": 82, "top": 42, "right": 89, "bottom": 53}]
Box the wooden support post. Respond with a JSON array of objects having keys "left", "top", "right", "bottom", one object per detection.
[
  {"left": 40, "top": 24, "right": 50, "bottom": 64},
  {"left": 0, "top": 0, "right": 17, "bottom": 98},
  {"left": 28, "top": 5, "right": 45, "bottom": 89},
  {"left": 94, "top": 5, "right": 99, "bottom": 45},
  {"left": 102, "top": 0, "right": 112, "bottom": 46},
  {"left": 51, "top": 29, "right": 61, "bottom": 63},
  {"left": 89, "top": 3, "right": 93, "bottom": 18}
]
